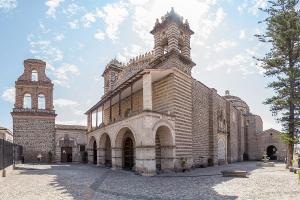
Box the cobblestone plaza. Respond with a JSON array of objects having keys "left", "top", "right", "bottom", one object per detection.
[{"left": 1, "top": 162, "right": 300, "bottom": 200}]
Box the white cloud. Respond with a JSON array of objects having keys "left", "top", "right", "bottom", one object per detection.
[
  {"left": 0, "top": 0, "right": 17, "bottom": 11},
  {"left": 45, "top": 0, "right": 64, "bottom": 18},
  {"left": 55, "top": 33, "right": 64, "bottom": 41},
  {"left": 1, "top": 87, "right": 15, "bottom": 104},
  {"left": 63, "top": 3, "right": 81, "bottom": 17},
  {"left": 213, "top": 39, "right": 237, "bottom": 52},
  {"left": 101, "top": 2, "right": 129, "bottom": 41},
  {"left": 129, "top": 0, "right": 226, "bottom": 47},
  {"left": 68, "top": 19, "right": 79, "bottom": 29},
  {"left": 94, "top": 29, "right": 105, "bottom": 41},
  {"left": 117, "top": 44, "right": 144, "bottom": 63},
  {"left": 54, "top": 98, "right": 80, "bottom": 108},
  {"left": 28, "top": 38, "right": 64, "bottom": 63},
  {"left": 53, "top": 63, "right": 80, "bottom": 87},
  {"left": 238, "top": 0, "right": 267, "bottom": 16},
  {"left": 239, "top": 29, "right": 246, "bottom": 39},
  {"left": 54, "top": 98, "right": 86, "bottom": 125}
]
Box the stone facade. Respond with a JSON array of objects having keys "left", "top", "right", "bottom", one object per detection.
[
  {"left": 85, "top": 9, "right": 287, "bottom": 176},
  {"left": 55, "top": 125, "right": 87, "bottom": 163},
  {"left": 12, "top": 59, "right": 56, "bottom": 163}
]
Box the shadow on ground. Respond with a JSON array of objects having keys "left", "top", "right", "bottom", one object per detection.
[{"left": 15, "top": 162, "right": 265, "bottom": 200}]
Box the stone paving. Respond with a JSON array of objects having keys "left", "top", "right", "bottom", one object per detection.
[{"left": 0, "top": 162, "right": 300, "bottom": 200}]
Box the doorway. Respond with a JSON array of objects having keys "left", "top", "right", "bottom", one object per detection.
[
  {"left": 267, "top": 145, "right": 277, "bottom": 160},
  {"left": 123, "top": 137, "right": 134, "bottom": 170},
  {"left": 61, "top": 147, "right": 72, "bottom": 163}
]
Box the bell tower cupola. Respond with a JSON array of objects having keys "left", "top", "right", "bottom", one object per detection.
[{"left": 150, "top": 8, "right": 194, "bottom": 59}]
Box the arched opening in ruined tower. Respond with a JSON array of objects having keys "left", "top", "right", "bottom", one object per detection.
[
  {"left": 23, "top": 93, "right": 32, "bottom": 109},
  {"left": 267, "top": 145, "right": 277, "bottom": 160},
  {"left": 116, "top": 127, "right": 135, "bottom": 170},
  {"left": 93, "top": 140, "right": 97, "bottom": 164},
  {"left": 38, "top": 94, "right": 46, "bottom": 109},
  {"left": 31, "top": 70, "right": 38, "bottom": 81},
  {"left": 155, "top": 126, "right": 174, "bottom": 172},
  {"left": 99, "top": 133, "right": 112, "bottom": 167}
]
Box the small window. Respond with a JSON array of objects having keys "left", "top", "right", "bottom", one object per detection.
[
  {"left": 38, "top": 94, "right": 45, "bottom": 109},
  {"left": 23, "top": 93, "right": 31, "bottom": 109},
  {"left": 124, "top": 108, "right": 131, "bottom": 117},
  {"left": 31, "top": 70, "right": 38, "bottom": 81}
]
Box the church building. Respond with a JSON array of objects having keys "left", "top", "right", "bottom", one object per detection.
[{"left": 11, "top": 9, "right": 287, "bottom": 176}]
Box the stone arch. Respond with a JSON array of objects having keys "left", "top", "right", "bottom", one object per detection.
[
  {"left": 266, "top": 145, "right": 277, "bottom": 160},
  {"left": 88, "top": 136, "right": 97, "bottom": 164},
  {"left": 115, "top": 127, "right": 136, "bottom": 170},
  {"left": 154, "top": 125, "right": 175, "bottom": 172},
  {"left": 99, "top": 133, "right": 112, "bottom": 167}
]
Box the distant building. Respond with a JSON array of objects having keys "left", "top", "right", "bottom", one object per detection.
[{"left": 0, "top": 127, "right": 13, "bottom": 142}]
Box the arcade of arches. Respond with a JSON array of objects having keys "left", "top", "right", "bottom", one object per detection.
[{"left": 87, "top": 123, "right": 175, "bottom": 175}]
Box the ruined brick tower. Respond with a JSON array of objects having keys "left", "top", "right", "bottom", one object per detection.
[{"left": 11, "top": 59, "right": 56, "bottom": 162}]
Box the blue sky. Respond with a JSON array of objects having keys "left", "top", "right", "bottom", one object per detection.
[{"left": 0, "top": 0, "right": 282, "bottom": 131}]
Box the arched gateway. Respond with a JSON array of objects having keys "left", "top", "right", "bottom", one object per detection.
[
  {"left": 99, "top": 133, "right": 112, "bottom": 167},
  {"left": 115, "top": 127, "right": 136, "bottom": 170},
  {"left": 155, "top": 125, "right": 174, "bottom": 172}
]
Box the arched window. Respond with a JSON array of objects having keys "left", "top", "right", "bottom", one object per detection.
[
  {"left": 38, "top": 94, "right": 46, "bottom": 109},
  {"left": 23, "top": 93, "right": 32, "bottom": 109},
  {"left": 31, "top": 70, "right": 38, "bottom": 81}
]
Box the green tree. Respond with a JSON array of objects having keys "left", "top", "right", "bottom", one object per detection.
[{"left": 256, "top": 0, "right": 300, "bottom": 168}]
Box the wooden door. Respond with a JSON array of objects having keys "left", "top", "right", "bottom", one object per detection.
[{"left": 61, "top": 147, "right": 72, "bottom": 163}]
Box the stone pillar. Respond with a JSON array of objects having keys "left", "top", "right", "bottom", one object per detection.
[
  {"left": 181, "top": 35, "right": 191, "bottom": 58},
  {"left": 167, "top": 23, "right": 179, "bottom": 52},
  {"left": 135, "top": 146, "right": 156, "bottom": 176},
  {"left": 99, "top": 147, "right": 109, "bottom": 166},
  {"left": 97, "top": 148, "right": 102, "bottom": 166},
  {"left": 111, "top": 147, "right": 122, "bottom": 169},
  {"left": 154, "top": 33, "right": 163, "bottom": 58},
  {"left": 143, "top": 73, "right": 152, "bottom": 111},
  {"left": 87, "top": 148, "right": 93, "bottom": 164}
]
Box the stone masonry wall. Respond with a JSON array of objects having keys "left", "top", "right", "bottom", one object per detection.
[
  {"left": 13, "top": 117, "right": 55, "bottom": 163},
  {"left": 192, "top": 80, "right": 210, "bottom": 167}
]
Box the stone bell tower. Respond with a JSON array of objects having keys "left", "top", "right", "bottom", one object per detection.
[
  {"left": 150, "top": 8, "right": 195, "bottom": 74},
  {"left": 11, "top": 59, "right": 56, "bottom": 163}
]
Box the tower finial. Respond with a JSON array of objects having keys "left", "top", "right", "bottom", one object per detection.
[{"left": 171, "top": 7, "right": 175, "bottom": 14}]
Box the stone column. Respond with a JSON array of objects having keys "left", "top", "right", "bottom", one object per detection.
[
  {"left": 97, "top": 148, "right": 102, "bottom": 166},
  {"left": 111, "top": 147, "right": 122, "bottom": 169},
  {"left": 143, "top": 73, "right": 152, "bottom": 111},
  {"left": 98, "top": 147, "right": 108, "bottom": 166},
  {"left": 135, "top": 146, "right": 156, "bottom": 176},
  {"left": 87, "top": 148, "right": 93, "bottom": 164}
]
